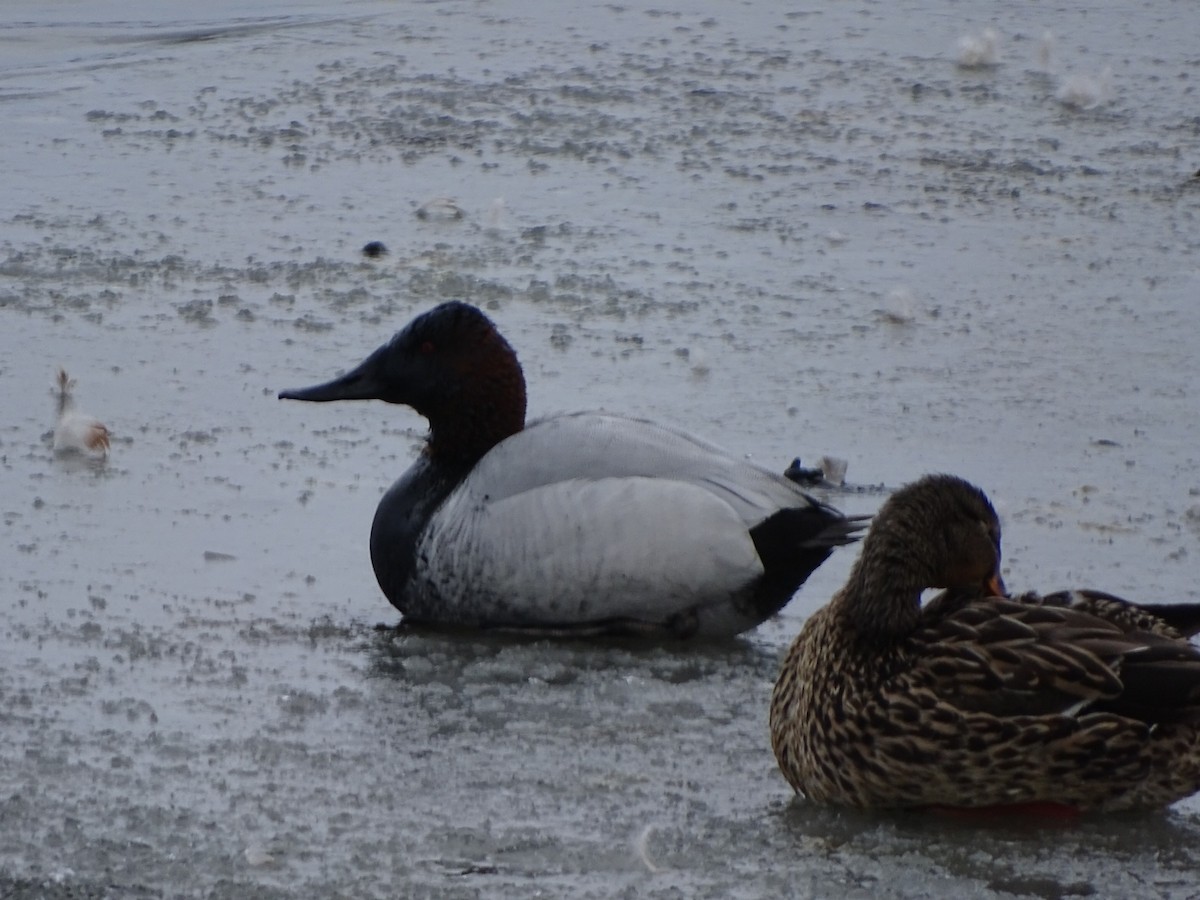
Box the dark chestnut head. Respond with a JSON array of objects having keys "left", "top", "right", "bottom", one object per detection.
[{"left": 280, "top": 302, "right": 528, "bottom": 466}]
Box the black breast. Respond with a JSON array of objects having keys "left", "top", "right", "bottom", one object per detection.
[{"left": 369, "top": 455, "right": 463, "bottom": 614}]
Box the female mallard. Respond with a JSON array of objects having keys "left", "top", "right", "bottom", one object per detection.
[{"left": 770, "top": 473, "right": 1200, "bottom": 813}]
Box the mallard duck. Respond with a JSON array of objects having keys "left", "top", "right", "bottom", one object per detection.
[
  {"left": 53, "top": 367, "right": 110, "bottom": 458},
  {"left": 770, "top": 473, "right": 1200, "bottom": 812},
  {"left": 279, "top": 301, "right": 865, "bottom": 638}
]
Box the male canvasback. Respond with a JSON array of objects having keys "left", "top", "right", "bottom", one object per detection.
[
  {"left": 280, "top": 301, "right": 865, "bottom": 638},
  {"left": 771, "top": 474, "right": 1200, "bottom": 812},
  {"left": 53, "top": 367, "right": 110, "bottom": 458}
]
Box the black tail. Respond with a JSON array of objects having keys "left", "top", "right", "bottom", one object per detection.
[
  {"left": 747, "top": 506, "right": 869, "bottom": 621},
  {"left": 751, "top": 506, "right": 868, "bottom": 568},
  {"left": 800, "top": 512, "right": 871, "bottom": 549}
]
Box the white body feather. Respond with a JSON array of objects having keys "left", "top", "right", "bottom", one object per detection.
[{"left": 409, "top": 413, "right": 821, "bottom": 633}]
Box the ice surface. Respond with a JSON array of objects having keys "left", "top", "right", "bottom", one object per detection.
[{"left": 2, "top": 0, "right": 1200, "bottom": 896}]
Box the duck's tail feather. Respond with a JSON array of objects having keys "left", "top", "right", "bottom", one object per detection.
[
  {"left": 1137, "top": 602, "right": 1200, "bottom": 639},
  {"left": 746, "top": 507, "right": 868, "bottom": 624},
  {"left": 750, "top": 507, "right": 868, "bottom": 577},
  {"left": 801, "top": 512, "right": 871, "bottom": 549}
]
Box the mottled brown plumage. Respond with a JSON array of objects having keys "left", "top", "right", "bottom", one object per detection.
[{"left": 770, "top": 474, "right": 1200, "bottom": 812}]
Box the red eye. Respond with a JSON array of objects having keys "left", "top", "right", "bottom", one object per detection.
[{"left": 420, "top": 341, "right": 435, "bottom": 355}]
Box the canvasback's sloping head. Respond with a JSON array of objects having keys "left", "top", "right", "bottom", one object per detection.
[{"left": 279, "top": 301, "right": 527, "bottom": 464}]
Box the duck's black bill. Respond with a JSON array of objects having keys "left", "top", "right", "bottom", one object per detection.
[{"left": 278, "top": 357, "right": 380, "bottom": 403}]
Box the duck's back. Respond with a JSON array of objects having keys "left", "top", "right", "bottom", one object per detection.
[{"left": 467, "top": 412, "right": 815, "bottom": 520}]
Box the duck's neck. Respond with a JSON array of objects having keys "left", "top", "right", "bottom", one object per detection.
[
  {"left": 425, "top": 342, "right": 527, "bottom": 469},
  {"left": 426, "top": 410, "right": 523, "bottom": 469},
  {"left": 834, "top": 537, "right": 927, "bottom": 643}
]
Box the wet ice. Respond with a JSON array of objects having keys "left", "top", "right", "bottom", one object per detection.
[{"left": 2, "top": 0, "right": 1200, "bottom": 897}]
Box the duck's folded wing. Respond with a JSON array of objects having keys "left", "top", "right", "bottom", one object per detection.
[
  {"left": 914, "top": 598, "right": 1200, "bottom": 723},
  {"left": 1034, "top": 589, "right": 1200, "bottom": 639},
  {"left": 926, "top": 587, "right": 1200, "bottom": 640},
  {"left": 473, "top": 412, "right": 821, "bottom": 524},
  {"left": 417, "top": 475, "right": 763, "bottom": 626}
]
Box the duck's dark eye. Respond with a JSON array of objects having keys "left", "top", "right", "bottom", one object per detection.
[{"left": 419, "top": 341, "right": 435, "bottom": 356}]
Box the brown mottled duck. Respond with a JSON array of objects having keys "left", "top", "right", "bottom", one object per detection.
[{"left": 770, "top": 473, "right": 1200, "bottom": 813}]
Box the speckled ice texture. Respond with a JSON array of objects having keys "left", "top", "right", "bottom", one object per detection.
[{"left": 3, "top": 0, "right": 1200, "bottom": 897}]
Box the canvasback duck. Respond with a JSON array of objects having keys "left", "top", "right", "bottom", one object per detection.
[
  {"left": 280, "top": 301, "right": 865, "bottom": 638},
  {"left": 53, "top": 367, "right": 110, "bottom": 458},
  {"left": 771, "top": 474, "right": 1200, "bottom": 812}
]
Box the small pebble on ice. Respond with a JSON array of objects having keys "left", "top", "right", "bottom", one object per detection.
[
  {"left": 416, "top": 197, "right": 466, "bottom": 221},
  {"left": 244, "top": 845, "right": 277, "bottom": 867}
]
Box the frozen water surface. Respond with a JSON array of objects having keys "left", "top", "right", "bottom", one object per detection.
[{"left": 2, "top": 0, "right": 1200, "bottom": 896}]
